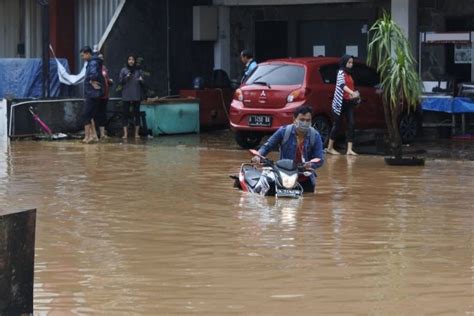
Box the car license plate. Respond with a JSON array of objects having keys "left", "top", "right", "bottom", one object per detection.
[
  {"left": 276, "top": 188, "right": 302, "bottom": 198},
  {"left": 248, "top": 115, "right": 272, "bottom": 127}
]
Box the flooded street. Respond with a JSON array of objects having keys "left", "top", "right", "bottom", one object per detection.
[{"left": 0, "top": 135, "right": 472, "bottom": 315}]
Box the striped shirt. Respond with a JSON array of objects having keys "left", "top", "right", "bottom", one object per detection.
[{"left": 331, "top": 70, "right": 354, "bottom": 116}]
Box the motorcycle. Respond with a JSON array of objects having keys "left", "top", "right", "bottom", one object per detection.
[{"left": 231, "top": 149, "right": 321, "bottom": 198}]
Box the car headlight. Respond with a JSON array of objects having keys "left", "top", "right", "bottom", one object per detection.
[{"left": 279, "top": 172, "right": 298, "bottom": 189}]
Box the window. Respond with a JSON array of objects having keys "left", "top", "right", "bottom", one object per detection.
[
  {"left": 319, "top": 63, "right": 380, "bottom": 87},
  {"left": 319, "top": 64, "right": 339, "bottom": 84},
  {"left": 352, "top": 64, "right": 380, "bottom": 87},
  {"left": 246, "top": 64, "right": 305, "bottom": 85}
]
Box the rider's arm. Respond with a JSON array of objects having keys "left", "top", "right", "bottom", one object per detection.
[
  {"left": 258, "top": 127, "right": 285, "bottom": 157},
  {"left": 309, "top": 132, "right": 324, "bottom": 169}
]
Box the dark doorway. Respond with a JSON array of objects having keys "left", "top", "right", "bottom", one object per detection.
[{"left": 255, "top": 21, "right": 288, "bottom": 63}]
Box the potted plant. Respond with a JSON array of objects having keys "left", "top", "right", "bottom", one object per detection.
[{"left": 367, "top": 12, "right": 425, "bottom": 166}]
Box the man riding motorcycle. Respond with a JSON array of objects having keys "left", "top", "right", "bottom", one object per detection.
[{"left": 251, "top": 106, "right": 325, "bottom": 193}]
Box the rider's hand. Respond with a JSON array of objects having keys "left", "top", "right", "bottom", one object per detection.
[
  {"left": 251, "top": 156, "right": 261, "bottom": 164},
  {"left": 304, "top": 162, "right": 313, "bottom": 170}
]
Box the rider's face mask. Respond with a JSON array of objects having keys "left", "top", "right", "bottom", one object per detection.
[{"left": 295, "top": 119, "right": 311, "bottom": 133}]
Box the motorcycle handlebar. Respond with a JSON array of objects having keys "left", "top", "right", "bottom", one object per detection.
[{"left": 249, "top": 149, "right": 318, "bottom": 175}]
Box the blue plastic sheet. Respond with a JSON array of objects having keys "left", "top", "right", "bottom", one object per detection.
[
  {"left": 452, "top": 97, "right": 474, "bottom": 113},
  {"left": 0, "top": 58, "right": 69, "bottom": 99},
  {"left": 421, "top": 96, "right": 454, "bottom": 113},
  {"left": 421, "top": 96, "right": 474, "bottom": 113}
]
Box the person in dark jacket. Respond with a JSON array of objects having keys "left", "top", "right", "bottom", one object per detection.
[
  {"left": 119, "top": 54, "right": 144, "bottom": 139},
  {"left": 80, "top": 46, "right": 104, "bottom": 143}
]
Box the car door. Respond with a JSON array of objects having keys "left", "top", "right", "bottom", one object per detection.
[
  {"left": 313, "top": 63, "right": 339, "bottom": 116},
  {"left": 351, "top": 63, "right": 384, "bottom": 128}
]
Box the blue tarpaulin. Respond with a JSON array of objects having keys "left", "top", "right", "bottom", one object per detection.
[
  {"left": 421, "top": 96, "right": 474, "bottom": 113},
  {"left": 421, "top": 96, "right": 455, "bottom": 113},
  {"left": 0, "top": 58, "right": 69, "bottom": 99},
  {"left": 452, "top": 97, "right": 474, "bottom": 113}
]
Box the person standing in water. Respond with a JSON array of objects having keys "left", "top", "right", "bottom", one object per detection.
[
  {"left": 119, "top": 54, "right": 144, "bottom": 139},
  {"left": 327, "top": 55, "right": 360, "bottom": 155},
  {"left": 80, "top": 46, "right": 104, "bottom": 143},
  {"left": 92, "top": 53, "right": 113, "bottom": 140}
]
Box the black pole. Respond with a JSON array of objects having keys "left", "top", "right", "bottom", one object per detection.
[{"left": 40, "top": 1, "right": 49, "bottom": 98}]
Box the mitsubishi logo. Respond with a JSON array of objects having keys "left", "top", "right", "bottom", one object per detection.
[{"left": 260, "top": 91, "right": 266, "bottom": 97}]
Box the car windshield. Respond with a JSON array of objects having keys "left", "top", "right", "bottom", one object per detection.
[{"left": 246, "top": 64, "right": 305, "bottom": 86}]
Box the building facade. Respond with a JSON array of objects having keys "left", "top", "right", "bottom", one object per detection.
[{"left": 1, "top": 0, "right": 472, "bottom": 96}]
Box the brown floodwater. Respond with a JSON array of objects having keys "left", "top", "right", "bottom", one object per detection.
[{"left": 0, "top": 135, "right": 472, "bottom": 315}]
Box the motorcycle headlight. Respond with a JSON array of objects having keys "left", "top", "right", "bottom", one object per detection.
[{"left": 279, "top": 172, "right": 298, "bottom": 189}]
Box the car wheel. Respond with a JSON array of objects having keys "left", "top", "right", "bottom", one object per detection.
[
  {"left": 399, "top": 113, "right": 420, "bottom": 144},
  {"left": 234, "top": 131, "right": 263, "bottom": 149},
  {"left": 312, "top": 116, "right": 331, "bottom": 146}
]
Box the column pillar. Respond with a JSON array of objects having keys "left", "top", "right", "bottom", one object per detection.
[
  {"left": 471, "top": 31, "right": 473, "bottom": 81},
  {"left": 214, "top": 6, "right": 231, "bottom": 75},
  {"left": 49, "top": 0, "right": 76, "bottom": 71},
  {"left": 391, "top": 0, "right": 418, "bottom": 58}
]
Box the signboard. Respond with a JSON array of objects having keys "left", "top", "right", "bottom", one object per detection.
[
  {"left": 454, "top": 44, "right": 472, "bottom": 64},
  {"left": 313, "top": 45, "right": 325, "bottom": 57},
  {"left": 346, "top": 45, "right": 359, "bottom": 57}
]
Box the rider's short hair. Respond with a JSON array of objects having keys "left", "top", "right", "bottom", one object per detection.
[{"left": 293, "top": 106, "right": 313, "bottom": 118}]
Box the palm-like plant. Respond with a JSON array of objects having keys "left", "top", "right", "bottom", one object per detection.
[{"left": 367, "top": 12, "right": 422, "bottom": 159}]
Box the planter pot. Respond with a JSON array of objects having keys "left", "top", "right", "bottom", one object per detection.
[{"left": 384, "top": 157, "right": 425, "bottom": 166}]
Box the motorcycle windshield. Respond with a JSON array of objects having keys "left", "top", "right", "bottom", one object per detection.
[{"left": 275, "top": 159, "right": 297, "bottom": 173}]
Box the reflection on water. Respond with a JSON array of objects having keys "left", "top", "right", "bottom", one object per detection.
[
  {"left": 0, "top": 138, "right": 472, "bottom": 315},
  {"left": 238, "top": 194, "right": 302, "bottom": 228}
]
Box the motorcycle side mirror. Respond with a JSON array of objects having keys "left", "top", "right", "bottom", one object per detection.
[{"left": 303, "top": 171, "right": 313, "bottom": 177}]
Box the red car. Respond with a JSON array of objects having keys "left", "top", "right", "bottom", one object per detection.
[{"left": 229, "top": 57, "right": 420, "bottom": 148}]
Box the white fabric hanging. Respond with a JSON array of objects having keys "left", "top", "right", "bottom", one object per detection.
[
  {"left": 50, "top": 44, "right": 87, "bottom": 86},
  {"left": 56, "top": 59, "right": 87, "bottom": 85}
]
